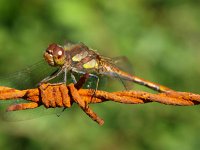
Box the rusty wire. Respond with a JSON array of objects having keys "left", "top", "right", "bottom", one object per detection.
[{"left": 0, "top": 75, "right": 200, "bottom": 125}]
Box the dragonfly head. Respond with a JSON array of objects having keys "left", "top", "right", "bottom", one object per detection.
[{"left": 44, "top": 43, "right": 66, "bottom": 66}]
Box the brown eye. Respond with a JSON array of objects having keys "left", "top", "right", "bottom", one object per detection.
[
  {"left": 53, "top": 46, "right": 64, "bottom": 59},
  {"left": 44, "top": 43, "right": 66, "bottom": 66}
]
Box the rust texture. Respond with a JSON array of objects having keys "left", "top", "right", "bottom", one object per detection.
[{"left": 0, "top": 77, "right": 200, "bottom": 125}]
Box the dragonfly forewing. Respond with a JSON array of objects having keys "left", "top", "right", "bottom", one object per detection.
[
  {"left": 0, "top": 60, "right": 65, "bottom": 121},
  {"left": 0, "top": 60, "right": 60, "bottom": 89}
]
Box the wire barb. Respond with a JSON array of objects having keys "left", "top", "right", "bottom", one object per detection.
[{"left": 0, "top": 82, "right": 200, "bottom": 125}]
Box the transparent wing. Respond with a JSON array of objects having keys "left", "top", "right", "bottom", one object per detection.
[
  {"left": 113, "top": 56, "right": 134, "bottom": 90},
  {"left": 112, "top": 56, "right": 133, "bottom": 72},
  {"left": 103, "top": 56, "right": 134, "bottom": 90},
  {"left": 0, "top": 60, "right": 59, "bottom": 89},
  {"left": 0, "top": 60, "right": 64, "bottom": 121}
]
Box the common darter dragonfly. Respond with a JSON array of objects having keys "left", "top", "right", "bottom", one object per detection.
[{"left": 41, "top": 42, "right": 172, "bottom": 92}]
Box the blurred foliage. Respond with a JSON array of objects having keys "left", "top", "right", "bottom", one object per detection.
[{"left": 0, "top": 0, "right": 200, "bottom": 150}]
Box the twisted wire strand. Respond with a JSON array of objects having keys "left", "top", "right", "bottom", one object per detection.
[{"left": 0, "top": 82, "right": 200, "bottom": 125}]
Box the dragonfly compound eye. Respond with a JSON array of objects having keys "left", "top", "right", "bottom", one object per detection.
[
  {"left": 52, "top": 45, "right": 66, "bottom": 66},
  {"left": 44, "top": 43, "right": 66, "bottom": 66}
]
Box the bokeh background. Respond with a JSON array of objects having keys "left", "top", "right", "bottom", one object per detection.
[{"left": 0, "top": 0, "right": 200, "bottom": 150}]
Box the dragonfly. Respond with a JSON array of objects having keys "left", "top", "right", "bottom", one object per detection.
[{"left": 41, "top": 42, "right": 173, "bottom": 93}]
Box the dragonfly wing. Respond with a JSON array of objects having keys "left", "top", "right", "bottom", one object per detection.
[
  {"left": 116, "top": 75, "right": 134, "bottom": 90},
  {"left": 0, "top": 60, "right": 59, "bottom": 89},
  {"left": 112, "top": 56, "right": 134, "bottom": 73},
  {"left": 111, "top": 56, "right": 134, "bottom": 90},
  {"left": 0, "top": 60, "right": 65, "bottom": 121}
]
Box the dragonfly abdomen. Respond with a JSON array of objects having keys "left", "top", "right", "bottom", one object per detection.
[
  {"left": 100, "top": 62, "right": 173, "bottom": 92},
  {"left": 118, "top": 70, "right": 173, "bottom": 92}
]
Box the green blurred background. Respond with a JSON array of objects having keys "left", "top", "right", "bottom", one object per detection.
[{"left": 0, "top": 0, "right": 200, "bottom": 149}]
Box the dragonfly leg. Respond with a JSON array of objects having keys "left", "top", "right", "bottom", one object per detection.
[
  {"left": 63, "top": 67, "right": 67, "bottom": 83},
  {"left": 39, "top": 67, "right": 68, "bottom": 88},
  {"left": 40, "top": 68, "right": 64, "bottom": 84},
  {"left": 89, "top": 74, "right": 99, "bottom": 91},
  {"left": 75, "top": 72, "right": 99, "bottom": 97},
  {"left": 38, "top": 67, "right": 67, "bottom": 92},
  {"left": 90, "top": 74, "right": 99, "bottom": 99},
  {"left": 70, "top": 71, "right": 77, "bottom": 84},
  {"left": 71, "top": 70, "right": 99, "bottom": 89},
  {"left": 50, "top": 67, "right": 68, "bottom": 86}
]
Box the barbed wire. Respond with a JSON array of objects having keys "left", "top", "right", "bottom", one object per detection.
[{"left": 0, "top": 75, "right": 200, "bottom": 125}]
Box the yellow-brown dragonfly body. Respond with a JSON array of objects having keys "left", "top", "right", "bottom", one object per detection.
[{"left": 42, "top": 42, "right": 172, "bottom": 92}]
